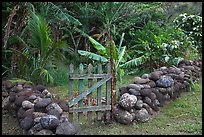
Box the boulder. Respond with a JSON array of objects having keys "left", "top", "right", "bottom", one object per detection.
[
  {"left": 19, "top": 116, "right": 34, "bottom": 130},
  {"left": 134, "top": 100, "right": 143, "bottom": 110},
  {"left": 113, "top": 106, "right": 134, "bottom": 124},
  {"left": 56, "top": 121, "right": 77, "bottom": 135},
  {"left": 40, "top": 115, "right": 60, "bottom": 129},
  {"left": 129, "top": 88, "right": 141, "bottom": 96},
  {"left": 119, "top": 93, "right": 137, "bottom": 110},
  {"left": 156, "top": 76, "right": 174, "bottom": 88},
  {"left": 149, "top": 71, "right": 163, "bottom": 81},
  {"left": 135, "top": 108, "right": 150, "bottom": 122}
]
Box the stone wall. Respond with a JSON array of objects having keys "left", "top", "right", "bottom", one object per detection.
[
  {"left": 114, "top": 59, "right": 202, "bottom": 124},
  {"left": 2, "top": 81, "right": 79, "bottom": 135}
]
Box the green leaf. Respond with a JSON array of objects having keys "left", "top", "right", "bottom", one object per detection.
[
  {"left": 116, "top": 46, "right": 126, "bottom": 68},
  {"left": 120, "top": 55, "right": 146, "bottom": 68},
  {"left": 105, "top": 41, "right": 118, "bottom": 61},
  {"left": 88, "top": 36, "right": 106, "bottom": 55},
  {"left": 78, "top": 50, "right": 108, "bottom": 62}
]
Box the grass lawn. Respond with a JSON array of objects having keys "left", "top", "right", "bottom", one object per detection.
[{"left": 2, "top": 75, "right": 202, "bottom": 135}]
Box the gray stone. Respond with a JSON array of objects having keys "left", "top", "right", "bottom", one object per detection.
[
  {"left": 56, "top": 121, "right": 77, "bottom": 135},
  {"left": 35, "top": 129, "right": 53, "bottom": 135},
  {"left": 40, "top": 115, "right": 60, "bottom": 129},
  {"left": 42, "top": 89, "right": 49, "bottom": 95},
  {"left": 146, "top": 80, "right": 156, "bottom": 88},
  {"left": 119, "top": 86, "right": 129, "bottom": 97},
  {"left": 46, "top": 103, "right": 63, "bottom": 115},
  {"left": 149, "top": 71, "right": 162, "bottom": 81},
  {"left": 47, "top": 109, "right": 61, "bottom": 119},
  {"left": 34, "top": 117, "right": 42, "bottom": 124},
  {"left": 156, "top": 76, "right": 174, "bottom": 88},
  {"left": 132, "top": 77, "right": 150, "bottom": 84},
  {"left": 134, "top": 100, "right": 143, "bottom": 110},
  {"left": 119, "top": 93, "right": 137, "bottom": 110},
  {"left": 2, "top": 96, "right": 10, "bottom": 109},
  {"left": 14, "top": 96, "right": 27, "bottom": 107},
  {"left": 129, "top": 88, "right": 141, "bottom": 96},
  {"left": 27, "top": 123, "right": 43, "bottom": 135},
  {"left": 113, "top": 106, "right": 134, "bottom": 124},
  {"left": 157, "top": 87, "right": 168, "bottom": 95},
  {"left": 135, "top": 108, "right": 150, "bottom": 122},
  {"left": 17, "top": 107, "right": 26, "bottom": 119},
  {"left": 2, "top": 92, "right": 9, "bottom": 97},
  {"left": 20, "top": 116, "right": 34, "bottom": 130},
  {"left": 23, "top": 109, "right": 34, "bottom": 118},
  {"left": 22, "top": 100, "right": 34, "bottom": 109},
  {"left": 142, "top": 84, "right": 151, "bottom": 89},
  {"left": 141, "top": 74, "right": 149, "bottom": 79},
  {"left": 33, "top": 112, "right": 47, "bottom": 118},
  {"left": 9, "top": 92, "right": 16, "bottom": 102},
  {"left": 127, "top": 84, "right": 142, "bottom": 91},
  {"left": 28, "top": 94, "right": 37, "bottom": 100},
  {"left": 35, "top": 85, "right": 46, "bottom": 92},
  {"left": 143, "top": 97, "right": 152, "bottom": 105},
  {"left": 34, "top": 98, "right": 52, "bottom": 108}
]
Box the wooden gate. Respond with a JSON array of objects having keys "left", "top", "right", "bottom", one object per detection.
[{"left": 68, "top": 63, "right": 112, "bottom": 122}]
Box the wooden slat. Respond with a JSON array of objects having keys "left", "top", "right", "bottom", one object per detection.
[
  {"left": 96, "top": 63, "right": 102, "bottom": 120},
  {"left": 87, "top": 63, "right": 93, "bottom": 122},
  {"left": 106, "top": 63, "right": 111, "bottom": 105},
  {"left": 78, "top": 63, "right": 84, "bottom": 119},
  {"left": 68, "top": 76, "right": 111, "bottom": 107},
  {"left": 70, "top": 74, "right": 110, "bottom": 79},
  {"left": 69, "top": 105, "right": 111, "bottom": 113},
  {"left": 69, "top": 64, "right": 74, "bottom": 122}
]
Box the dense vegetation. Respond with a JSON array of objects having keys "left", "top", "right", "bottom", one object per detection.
[{"left": 2, "top": 2, "right": 202, "bottom": 86}]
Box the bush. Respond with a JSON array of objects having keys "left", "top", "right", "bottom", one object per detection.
[{"left": 173, "top": 13, "right": 202, "bottom": 54}]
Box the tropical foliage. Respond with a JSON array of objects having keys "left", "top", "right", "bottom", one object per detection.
[{"left": 2, "top": 2, "right": 202, "bottom": 85}]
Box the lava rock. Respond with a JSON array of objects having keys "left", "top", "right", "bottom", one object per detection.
[
  {"left": 35, "top": 85, "right": 46, "bottom": 92},
  {"left": 14, "top": 96, "right": 27, "bottom": 107},
  {"left": 132, "top": 77, "right": 150, "bottom": 84},
  {"left": 113, "top": 106, "right": 134, "bottom": 124},
  {"left": 20, "top": 116, "right": 34, "bottom": 130},
  {"left": 9, "top": 92, "right": 17, "bottom": 102},
  {"left": 146, "top": 80, "right": 156, "bottom": 88},
  {"left": 119, "top": 93, "right": 137, "bottom": 110},
  {"left": 46, "top": 103, "right": 63, "bottom": 115},
  {"left": 156, "top": 76, "right": 174, "bottom": 88},
  {"left": 134, "top": 100, "right": 143, "bottom": 110},
  {"left": 141, "top": 74, "right": 149, "bottom": 79},
  {"left": 135, "top": 108, "right": 150, "bottom": 122},
  {"left": 22, "top": 100, "right": 34, "bottom": 109},
  {"left": 149, "top": 71, "right": 163, "bottom": 81},
  {"left": 34, "top": 98, "right": 52, "bottom": 109},
  {"left": 129, "top": 88, "right": 141, "bottom": 96},
  {"left": 119, "top": 86, "right": 129, "bottom": 97},
  {"left": 33, "top": 112, "right": 47, "bottom": 118},
  {"left": 127, "top": 84, "right": 142, "bottom": 91},
  {"left": 40, "top": 115, "right": 60, "bottom": 129},
  {"left": 56, "top": 121, "right": 77, "bottom": 135}
]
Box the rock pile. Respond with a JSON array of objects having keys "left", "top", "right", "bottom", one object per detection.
[
  {"left": 114, "top": 59, "right": 202, "bottom": 124},
  {"left": 2, "top": 81, "right": 77, "bottom": 135}
]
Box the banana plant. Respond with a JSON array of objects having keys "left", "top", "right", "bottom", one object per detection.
[{"left": 78, "top": 32, "right": 127, "bottom": 81}]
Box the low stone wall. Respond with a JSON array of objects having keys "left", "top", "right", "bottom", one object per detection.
[
  {"left": 114, "top": 59, "right": 202, "bottom": 124},
  {"left": 2, "top": 81, "right": 78, "bottom": 135}
]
